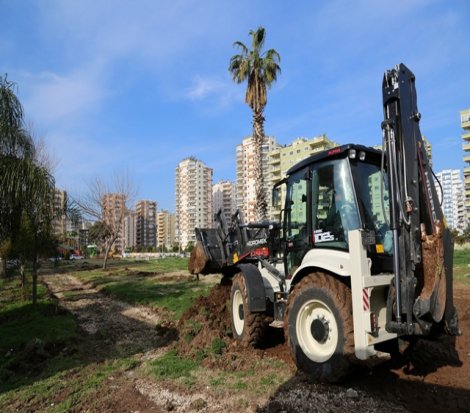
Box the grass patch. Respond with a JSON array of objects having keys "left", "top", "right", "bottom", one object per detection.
[
  {"left": 0, "top": 302, "right": 78, "bottom": 349},
  {"left": 0, "top": 280, "right": 79, "bottom": 351},
  {"left": 0, "top": 277, "right": 81, "bottom": 393},
  {"left": 0, "top": 356, "right": 137, "bottom": 412},
  {"left": 147, "top": 349, "right": 199, "bottom": 379},
  {"left": 210, "top": 337, "right": 227, "bottom": 355},
  {"left": 101, "top": 279, "right": 212, "bottom": 319},
  {"left": 453, "top": 249, "right": 470, "bottom": 285}
]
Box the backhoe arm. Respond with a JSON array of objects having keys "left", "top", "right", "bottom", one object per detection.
[{"left": 382, "top": 63, "right": 459, "bottom": 335}]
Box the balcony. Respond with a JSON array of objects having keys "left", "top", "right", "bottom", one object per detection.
[
  {"left": 463, "top": 143, "right": 470, "bottom": 152},
  {"left": 309, "top": 136, "right": 328, "bottom": 148},
  {"left": 463, "top": 132, "right": 470, "bottom": 142},
  {"left": 465, "top": 155, "right": 470, "bottom": 163}
]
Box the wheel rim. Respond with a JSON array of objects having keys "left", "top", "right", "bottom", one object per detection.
[
  {"left": 296, "top": 299, "right": 338, "bottom": 363},
  {"left": 232, "top": 289, "right": 244, "bottom": 336}
]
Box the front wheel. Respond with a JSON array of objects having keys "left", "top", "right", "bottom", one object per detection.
[
  {"left": 285, "top": 272, "right": 355, "bottom": 382},
  {"left": 230, "top": 273, "right": 266, "bottom": 347}
]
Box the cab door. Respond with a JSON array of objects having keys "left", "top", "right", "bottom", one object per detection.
[{"left": 284, "top": 168, "right": 310, "bottom": 277}]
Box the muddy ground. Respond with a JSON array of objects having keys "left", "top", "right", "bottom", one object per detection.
[{"left": 40, "top": 272, "right": 470, "bottom": 413}]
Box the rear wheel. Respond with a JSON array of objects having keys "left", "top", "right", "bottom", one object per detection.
[
  {"left": 230, "top": 273, "right": 266, "bottom": 347},
  {"left": 285, "top": 272, "right": 355, "bottom": 382}
]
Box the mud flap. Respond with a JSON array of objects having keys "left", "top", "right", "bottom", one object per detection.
[{"left": 237, "top": 263, "right": 267, "bottom": 313}]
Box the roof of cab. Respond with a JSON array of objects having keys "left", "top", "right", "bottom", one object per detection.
[{"left": 286, "top": 143, "right": 382, "bottom": 176}]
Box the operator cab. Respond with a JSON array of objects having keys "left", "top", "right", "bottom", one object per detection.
[{"left": 278, "top": 144, "right": 392, "bottom": 277}]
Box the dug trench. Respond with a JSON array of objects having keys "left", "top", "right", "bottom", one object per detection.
[{"left": 37, "top": 272, "right": 470, "bottom": 413}]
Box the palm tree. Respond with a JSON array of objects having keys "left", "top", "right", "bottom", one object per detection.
[
  {"left": 0, "top": 75, "right": 55, "bottom": 303},
  {"left": 229, "top": 27, "right": 281, "bottom": 221}
]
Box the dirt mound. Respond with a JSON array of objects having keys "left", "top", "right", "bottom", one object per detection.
[
  {"left": 176, "top": 280, "right": 291, "bottom": 372},
  {"left": 177, "top": 283, "right": 232, "bottom": 357}
]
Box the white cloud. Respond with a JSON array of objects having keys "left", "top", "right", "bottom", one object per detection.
[
  {"left": 22, "top": 64, "right": 109, "bottom": 125},
  {"left": 182, "top": 75, "right": 243, "bottom": 111}
]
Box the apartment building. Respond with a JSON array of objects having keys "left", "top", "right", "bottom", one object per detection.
[
  {"left": 435, "top": 169, "right": 466, "bottom": 234},
  {"left": 102, "top": 193, "right": 126, "bottom": 253},
  {"left": 268, "top": 135, "right": 338, "bottom": 218},
  {"left": 213, "top": 180, "right": 236, "bottom": 227},
  {"left": 123, "top": 211, "right": 137, "bottom": 250},
  {"left": 236, "top": 136, "right": 280, "bottom": 223},
  {"left": 462, "top": 108, "right": 470, "bottom": 224},
  {"left": 52, "top": 189, "right": 67, "bottom": 240},
  {"left": 136, "top": 200, "right": 157, "bottom": 249},
  {"left": 175, "top": 157, "right": 213, "bottom": 249},
  {"left": 157, "top": 210, "right": 176, "bottom": 251}
]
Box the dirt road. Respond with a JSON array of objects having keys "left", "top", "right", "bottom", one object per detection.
[{"left": 41, "top": 273, "right": 470, "bottom": 413}]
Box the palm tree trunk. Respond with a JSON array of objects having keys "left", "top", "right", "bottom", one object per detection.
[
  {"left": 32, "top": 256, "right": 38, "bottom": 305},
  {"left": 0, "top": 258, "right": 6, "bottom": 278},
  {"left": 252, "top": 108, "right": 267, "bottom": 221}
]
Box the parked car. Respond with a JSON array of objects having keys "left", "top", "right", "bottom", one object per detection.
[
  {"left": 6, "top": 259, "right": 19, "bottom": 269},
  {"left": 69, "top": 254, "right": 84, "bottom": 260}
]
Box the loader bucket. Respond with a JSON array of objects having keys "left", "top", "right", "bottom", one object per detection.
[{"left": 188, "top": 228, "right": 229, "bottom": 275}]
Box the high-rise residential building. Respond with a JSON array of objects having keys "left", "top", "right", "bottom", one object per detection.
[
  {"left": 176, "top": 157, "right": 213, "bottom": 249},
  {"left": 52, "top": 189, "right": 67, "bottom": 240},
  {"left": 236, "top": 136, "right": 280, "bottom": 223},
  {"left": 102, "top": 193, "right": 126, "bottom": 253},
  {"left": 124, "top": 211, "right": 137, "bottom": 250},
  {"left": 136, "top": 200, "right": 157, "bottom": 249},
  {"left": 435, "top": 169, "right": 466, "bottom": 234},
  {"left": 267, "top": 135, "right": 338, "bottom": 218},
  {"left": 462, "top": 108, "right": 470, "bottom": 225},
  {"left": 157, "top": 210, "right": 176, "bottom": 251},
  {"left": 213, "top": 180, "right": 236, "bottom": 227}
]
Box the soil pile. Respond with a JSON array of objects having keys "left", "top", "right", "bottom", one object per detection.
[
  {"left": 177, "top": 280, "right": 291, "bottom": 372},
  {"left": 177, "top": 283, "right": 232, "bottom": 359}
]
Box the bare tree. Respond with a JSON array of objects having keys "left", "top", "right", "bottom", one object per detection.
[{"left": 75, "top": 173, "right": 137, "bottom": 269}]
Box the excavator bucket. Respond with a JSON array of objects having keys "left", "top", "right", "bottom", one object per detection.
[{"left": 418, "top": 221, "right": 447, "bottom": 323}]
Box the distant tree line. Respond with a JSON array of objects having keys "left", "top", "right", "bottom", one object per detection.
[{"left": 452, "top": 226, "right": 470, "bottom": 246}]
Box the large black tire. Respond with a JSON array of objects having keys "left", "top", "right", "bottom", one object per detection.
[
  {"left": 230, "top": 273, "right": 266, "bottom": 347},
  {"left": 285, "top": 272, "right": 355, "bottom": 383}
]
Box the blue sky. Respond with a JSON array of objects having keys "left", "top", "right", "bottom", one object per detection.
[{"left": 2, "top": 0, "right": 469, "bottom": 212}]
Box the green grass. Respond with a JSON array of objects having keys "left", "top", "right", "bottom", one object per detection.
[
  {"left": 453, "top": 249, "right": 470, "bottom": 266},
  {"left": 147, "top": 349, "right": 199, "bottom": 379},
  {"left": 102, "top": 279, "right": 212, "bottom": 319},
  {"left": 0, "top": 278, "right": 81, "bottom": 394},
  {"left": 0, "top": 302, "right": 78, "bottom": 349},
  {"left": 453, "top": 249, "right": 470, "bottom": 284},
  {"left": 0, "top": 280, "right": 79, "bottom": 350},
  {"left": 210, "top": 337, "right": 227, "bottom": 355},
  {"left": 0, "top": 356, "right": 137, "bottom": 412}
]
